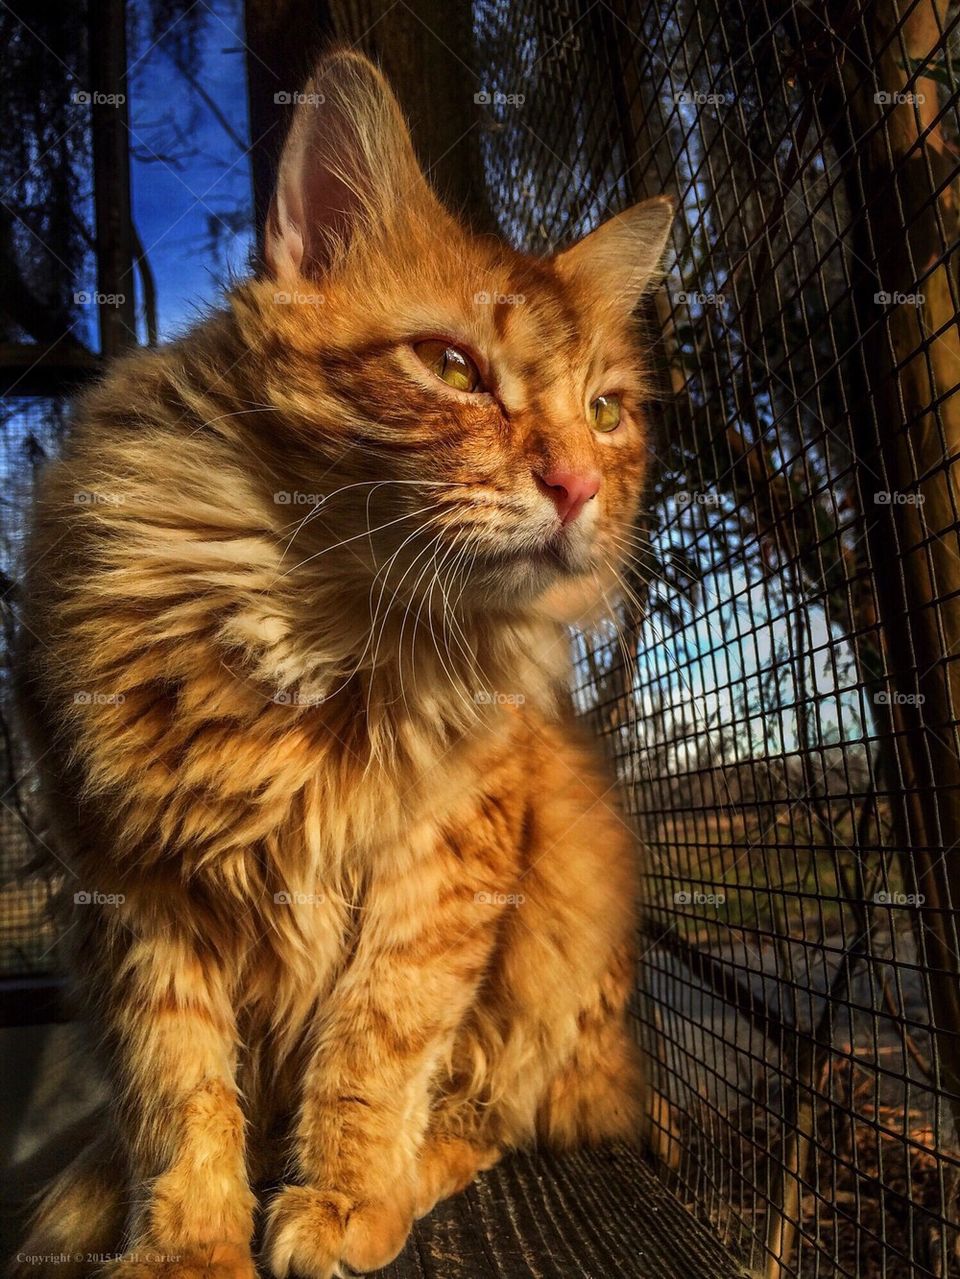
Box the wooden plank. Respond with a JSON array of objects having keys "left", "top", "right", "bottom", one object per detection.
[
  {"left": 0, "top": 343, "right": 100, "bottom": 396},
  {"left": 2, "top": 1035, "right": 746, "bottom": 1279},
  {"left": 383, "top": 1144, "right": 749, "bottom": 1279}
]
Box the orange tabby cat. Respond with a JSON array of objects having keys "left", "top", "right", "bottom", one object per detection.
[{"left": 14, "top": 50, "right": 672, "bottom": 1279}]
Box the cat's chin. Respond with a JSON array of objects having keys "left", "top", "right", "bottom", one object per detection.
[
  {"left": 533, "top": 573, "right": 610, "bottom": 626},
  {"left": 459, "top": 543, "right": 608, "bottom": 623}
]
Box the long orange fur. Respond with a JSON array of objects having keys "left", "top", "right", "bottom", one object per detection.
[{"left": 14, "top": 50, "right": 673, "bottom": 1279}]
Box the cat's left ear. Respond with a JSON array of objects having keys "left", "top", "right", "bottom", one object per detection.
[
  {"left": 264, "top": 50, "right": 443, "bottom": 282},
  {"left": 554, "top": 196, "right": 675, "bottom": 315}
]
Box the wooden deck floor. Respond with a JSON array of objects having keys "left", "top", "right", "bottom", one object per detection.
[{"left": 1, "top": 1024, "right": 746, "bottom": 1278}]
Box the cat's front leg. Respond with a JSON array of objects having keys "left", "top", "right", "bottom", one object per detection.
[
  {"left": 93, "top": 925, "right": 256, "bottom": 1279},
  {"left": 262, "top": 856, "right": 498, "bottom": 1279}
]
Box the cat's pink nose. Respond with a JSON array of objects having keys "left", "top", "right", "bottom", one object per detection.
[{"left": 537, "top": 468, "right": 601, "bottom": 525}]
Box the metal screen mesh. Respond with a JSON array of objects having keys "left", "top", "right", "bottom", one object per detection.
[
  {"left": 0, "top": 398, "right": 64, "bottom": 976},
  {"left": 1, "top": 0, "right": 960, "bottom": 1275},
  {"left": 473, "top": 0, "right": 960, "bottom": 1275}
]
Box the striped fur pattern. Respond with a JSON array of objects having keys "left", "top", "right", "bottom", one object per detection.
[{"left": 14, "top": 51, "right": 673, "bottom": 1279}]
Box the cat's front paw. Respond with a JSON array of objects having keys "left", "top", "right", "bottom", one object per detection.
[
  {"left": 100, "top": 1242, "right": 256, "bottom": 1279},
  {"left": 263, "top": 1185, "right": 412, "bottom": 1278},
  {"left": 413, "top": 1137, "right": 501, "bottom": 1217}
]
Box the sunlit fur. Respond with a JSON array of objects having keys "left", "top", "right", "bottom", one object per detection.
[{"left": 15, "top": 51, "right": 672, "bottom": 1279}]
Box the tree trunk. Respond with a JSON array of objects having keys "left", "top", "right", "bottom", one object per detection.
[
  {"left": 89, "top": 0, "right": 136, "bottom": 355},
  {"left": 244, "top": 0, "right": 493, "bottom": 249},
  {"left": 825, "top": 0, "right": 960, "bottom": 1116},
  {"left": 244, "top": 0, "right": 336, "bottom": 247},
  {"left": 326, "top": 0, "right": 496, "bottom": 234}
]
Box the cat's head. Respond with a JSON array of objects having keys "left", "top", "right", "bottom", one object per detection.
[{"left": 236, "top": 51, "right": 672, "bottom": 630}]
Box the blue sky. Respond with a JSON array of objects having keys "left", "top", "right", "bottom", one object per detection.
[{"left": 125, "top": 0, "right": 254, "bottom": 339}]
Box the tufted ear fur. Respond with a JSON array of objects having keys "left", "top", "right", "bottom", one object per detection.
[
  {"left": 554, "top": 196, "right": 674, "bottom": 316},
  {"left": 264, "top": 50, "right": 445, "bottom": 282}
]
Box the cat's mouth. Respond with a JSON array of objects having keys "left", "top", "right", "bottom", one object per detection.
[
  {"left": 467, "top": 527, "right": 616, "bottom": 624},
  {"left": 478, "top": 526, "right": 588, "bottom": 576},
  {"left": 404, "top": 519, "right": 602, "bottom": 615}
]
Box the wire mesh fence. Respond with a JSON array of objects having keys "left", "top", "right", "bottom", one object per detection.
[
  {"left": 2, "top": 0, "right": 960, "bottom": 1276},
  {"left": 0, "top": 398, "right": 65, "bottom": 976},
  {"left": 472, "top": 0, "right": 960, "bottom": 1274}
]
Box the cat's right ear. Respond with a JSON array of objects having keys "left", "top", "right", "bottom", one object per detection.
[{"left": 263, "top": 51, "right": 439, "bottom": 283}]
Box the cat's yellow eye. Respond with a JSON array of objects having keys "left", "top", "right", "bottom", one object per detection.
[
  {"left": 414, "top": 340, "right": 481, "bottom": 393},
  {"left": 590, "top": 393, "right": 622, "bottom": 432}
]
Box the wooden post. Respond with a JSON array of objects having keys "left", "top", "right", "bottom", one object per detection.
[
  {"left": 88, "top": 0, "right": 137, "bottom": 356},
  {"left": 244, "top": 0, "right": 496, "bottom": 253},
  {"left": 244, "top": 0, "right": 336, "bottom": 250},
  {"left": 325, "top": 0, "right": 496, "bottom": 234},
  {"left": 823, "top": 0, "right": 960, "bottom": 1118}
]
